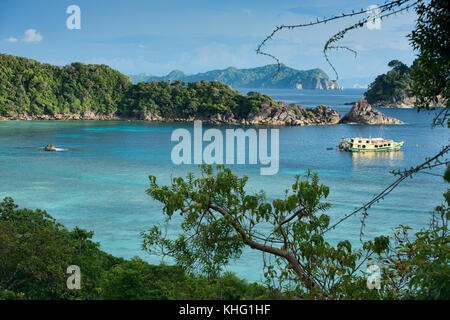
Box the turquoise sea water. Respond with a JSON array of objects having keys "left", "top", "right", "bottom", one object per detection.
[{"left": 0, "top": 89, "right": 448, "bottom": 282}]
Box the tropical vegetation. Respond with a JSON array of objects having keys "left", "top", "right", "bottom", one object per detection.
[
  {"left": 0, "top": 53, "right": 277, "bottom": 120},
  {"left": 0, "top": 197, "right": 273, "bottom": 300},
  {"left": 364, "top": 59, "right": 414, "bottom": 105},
  {"left": 143, "top": 165, "right": 449, "bottom": 300}
]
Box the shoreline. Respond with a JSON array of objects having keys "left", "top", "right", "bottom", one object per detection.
[
  {"left": 0, "top": 104, "right": 342, "bottom": 126},
  {"left": 0, "top": 116, "right": 341, "bottom": 126},
  {"left": 0, "top": 98, "right": 409, "bottom": 126}
]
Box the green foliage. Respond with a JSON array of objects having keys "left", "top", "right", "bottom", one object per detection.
[
  {"left": 364, "top": 60, "right": 414, "bottom": 105},
  {"left": 444, "top": 164, "right": 450, "bottom": 183},
  {"left": 408, "top": 0, "right": 450, "bottom": 127},
  {"left": 0, "top": 197, "right": 122, "bottom": 299},
  {"left": 2, "top": 170, "right": 446, "bottom": 300},
  {"left": 0, "top": 197, "right": 74, "bottom": 299},
  {"left": 144, "top": 165, "right": 450, "bottom": 300},
  {"left": 0, "top": 197, "right": 269, "bottom": 300},
  {"left": 0, "top": 54, "right": 130, "bottom": 117},
  {"left": 143, "top": 165, "right": 364, "bottom": 299},
  {"left": 99, "top": 258, "right": 183, "bottom": 300},
  {"left": 100, "top": 260, "right": 272, "bottom": 300},
  {"left": 0, "top": 54, "right": 280, "bottom": 120},
  {"left": 0, "top": 287, "right": 25, "bottom": 300},
  {"left": 366, "top": 190, "right": 450, "bottom": 299},
  {"left": 119, "top": 80, "right": 278, "bottom": 119}
]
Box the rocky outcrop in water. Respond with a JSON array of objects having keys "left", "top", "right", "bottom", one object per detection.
[
  {"left": 340, "top": 98, "right": 403, "bottom": 124},
  {"left": 245, "top": 101, "right": 340, "bottom": 125},
  {"left": 44, "top": 144, "right": 56, "bottom": 151}
]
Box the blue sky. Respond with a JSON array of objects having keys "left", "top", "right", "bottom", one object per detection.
[{"left": 0, "top": 0, "right": 418, "bottom": 85}]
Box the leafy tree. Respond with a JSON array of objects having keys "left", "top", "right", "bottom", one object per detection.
[
  {"left": 364, "top": 60, "right": 413, "bottom": 105},
  {"left": 0, "top": 54, "right": 282, "bottom": 121},
  {"left": 0, "top": 197, "right": 122, "bottom": 299},
  {"left": 143, "top": 165, "right": 449, "bottom": 300},
  {"left": 0, "top": 197, "right": 270, "bottom": 300},
  {"left": 368, "top": 190, "right": 450, "bottom": 299},
  {"left": 120, "top": 79, "right": 277, "bottom": 119},
  {"left": 143, "top": 166, "right": 350, "bottom": 299},
  {"left": 0, "top": 197, "right": 73, "bottom": 298},
  {"left": 0, "top": 54, "right": 130, "bottom": 117},
  {"left": 408, "top": 0, "right": 450, "bottom": 126},
  {"left": 100, "top": 258, "right": 168, "bottom": 300}
]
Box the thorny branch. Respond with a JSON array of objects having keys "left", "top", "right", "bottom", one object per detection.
[
  {"left": 323, "top": 144, "right": 450, "bottom": 237},
  {"left": 256, "top": 0, "right": 422, "bottom": 79}
]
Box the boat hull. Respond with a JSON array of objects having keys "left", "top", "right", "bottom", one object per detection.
[
  {"left": 348, "top": 141, "right": 404, "bottom": 152},
  {"left": 345, "top": 143, "right": 403, "bottom": 152},
  {"left": 339, "top": 137, "right": 404, "bottom": 152}
]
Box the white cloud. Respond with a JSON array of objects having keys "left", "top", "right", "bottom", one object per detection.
[
  {"left": 23, "top": 29, "right": 43, "bottom": 43},
  {"left": 352, "top": 83, "right": 368, "bottom": 89},
  {"left": 243, "top": 9, "right": 252, "bottom": 15},
  {"left": 387, "top": 40, "right": 411, "bottom": 51},
  {"left": 138, "top": 44, "right": 145, "bottom": 48},
  {"left": 6, "top": 36, "right": 18, "bottom": 43}
]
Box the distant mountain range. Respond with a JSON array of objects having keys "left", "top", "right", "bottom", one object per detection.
[{"left": 128, "top": 64, "right": 343, "bottom": 90}]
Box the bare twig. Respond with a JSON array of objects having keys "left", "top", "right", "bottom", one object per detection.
[
  {"left": 323, "top": 144, "right": 450, "bottom": 235},
  {"left": 255, "top": 0, "right": 421, "bottom": 79}
]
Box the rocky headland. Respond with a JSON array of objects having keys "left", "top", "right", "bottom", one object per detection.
[
  {"left": 2, "top": 98, "right": 406, "bottom": 126},
  {"left": 244, "top": 102, "right": 340, "bottom": 125},
  {"left": 0, "top": 53, "right": 404, "bottom": 127},
  {"left": 340, "top": 98, "right": 403, "bottom": 124},
  {"left": 1, "top": 102, "right": 341, "bottom": 126},
  {"left": 0, "top": 110, "right": 124, "bottom": 121},
  {"left": 371, "top": 91, "right": 447, "bottom": 108}
]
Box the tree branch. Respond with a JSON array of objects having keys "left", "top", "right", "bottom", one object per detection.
[{"left": 208, "top": 203, "right": 327, "bottom": 297}]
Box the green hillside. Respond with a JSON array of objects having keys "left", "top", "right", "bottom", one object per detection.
[
  {"left": 364, "top": 60, "right": 414, "bottom": 105},
  {"left": 132, "top": 64, "right": 343, "bottom": 90},
  {"left": 0, "top": 54, "right": 131, "bottom": 116},
  {"left": 0, "top": 53, "right": 277, "bottom": 119}
]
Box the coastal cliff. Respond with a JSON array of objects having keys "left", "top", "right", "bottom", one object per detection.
[{"left": 340, "top": 98, "right": 403, "bottom": 124}]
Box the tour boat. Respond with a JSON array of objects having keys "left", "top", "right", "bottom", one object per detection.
[{"left": 338, "top": 137, "right": 404, "bottom": 152}]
